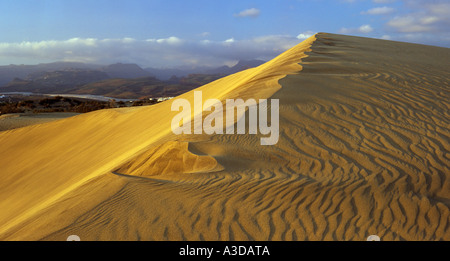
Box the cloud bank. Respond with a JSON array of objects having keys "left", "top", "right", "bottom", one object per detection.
[
  {"left": 378, "top": 0, "right": 450, "bottom": 46},
  {"left": 341, "top": 0, "right": 450, "bottom": 47},
  {"left": 386, "top": 1, "right": 450, "bottom": 33},
  {"left": 0, "top": 34, "right": 312, "bottom": 67}
]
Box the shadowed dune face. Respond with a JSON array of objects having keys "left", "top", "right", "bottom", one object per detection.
[{"left": 0, "top": 33, "right": 449, "bottom": 241}]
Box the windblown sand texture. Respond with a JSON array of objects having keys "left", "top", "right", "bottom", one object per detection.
[{"left": 0, "top": 33, "right": 449, "bottom": 241}]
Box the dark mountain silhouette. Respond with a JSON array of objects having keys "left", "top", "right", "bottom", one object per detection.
[
  {"left": 144, "top": 67, "right": 199, "bottom": 81},
  {"left": 144, "top": 59, "right": 266, "bottom": 80},
  {"left": 70, "top": 74, "right": 224, "bottom": 99},
  {"left": 0, "top": 62, "right": 101, "bottom": 87},
  {"left": 205, "top": 59, "right": 266, "bottom": 75},
  {"left": 101, "top": 63, "right": 153, "bottom": 79},
  {"left": 2, "top": 68, "right": 110, "bottom": 93},
  {"left": 0, "top": 60, "right": 265, "bottom": 98}
]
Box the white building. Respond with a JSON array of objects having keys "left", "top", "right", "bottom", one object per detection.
[{"left": 154, "top": 97, "right": 175, "bottom": 102}]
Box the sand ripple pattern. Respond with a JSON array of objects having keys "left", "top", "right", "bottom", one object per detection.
[{"left": 13, "top": 33, "right": 450, "bottom": 241}]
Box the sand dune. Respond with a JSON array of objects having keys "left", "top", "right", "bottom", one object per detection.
[
  {"left": 0, "top": 33, "right": 449, "bottom": 241},
  {"left": 115, "top": 141, "right": 224, "bottom": 176}
]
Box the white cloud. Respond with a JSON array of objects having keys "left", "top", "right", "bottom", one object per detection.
[
  {"left": 122, "top": 37, "right": 136, "bottom": 44},
  {"left": 359, "top": 24, "right": 374, "bottom": 33},
  {"left": 361, "top": 6, "right": 394, "bottom": 15},
  {"left": 224, "top": 38, "right": 235, "bottom": 43},
  {"left": 339, "top": 24, "right": 374, "bottom": 34},
  {"left": 250, "top": 35, "right": 301, "bottom": 50},
  {"left": 156, "top": 36, "right": 183, "bottom": 45},
  {"left": 386, "top": 1, "right": 450, "bottom": 33},
  {"left": 234, "top": 8, "right": 260, "bottom": 18},
  {"left": 388, "top": 16, "right": 432, "bottom": 33},
  {"left": 297, "top": 31, "right": 316, "bottom": 39},
  {"left": 363, "top": 1, "right": 450, "bottom": 47},
  {"left": 67, "top": 38, "right": 98, "bottom": 46},
  {"left": 427, "top": 2, "right": 450, "bottom": 15},
  {"left": 420, "top": 16, "right": 439, "bottom": 25}
]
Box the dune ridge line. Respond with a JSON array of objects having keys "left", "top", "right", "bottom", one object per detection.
[{"left": 0, "top": 35, "right": 317, "bottom": 239}]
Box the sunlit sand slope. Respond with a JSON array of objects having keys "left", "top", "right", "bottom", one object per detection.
[
  {"left": 115, "top": 141, "right": 224, "bottom": 176},
  {"left": 1, "top": 33, "right": 449, "bottom": 241},
  {"left": 0, "top": 36, "right": 315, "bottom": 240}
]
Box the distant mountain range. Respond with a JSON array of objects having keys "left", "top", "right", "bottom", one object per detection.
[
  {"left": 0, "top": 62, "right": 100, "bottom": 87},
  {"left": 69, "top": 74, "right": 225, "bottom": 99},
  {"left": 103, "top": 63, "right": 151, "bottom": 79},
  {"left": 0, "top": 60, "right": 265, "bottom": 86},
  {"left": 0, "top": 60, "right": 265, "bottom": 99},
  {"left": 144, "top": 59, "right": 265, "bottom": 80}
]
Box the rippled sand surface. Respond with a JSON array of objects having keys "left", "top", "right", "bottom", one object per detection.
[{"left": 0, "top": 33, "right": 448, "bottom": 241}]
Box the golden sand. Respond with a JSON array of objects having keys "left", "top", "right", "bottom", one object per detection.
[
  {"left": 0, "top": 33, "right": 448, "bottom": 241},
  {"left": 0, "top": 113, "right": 80, "bottom": 132}
]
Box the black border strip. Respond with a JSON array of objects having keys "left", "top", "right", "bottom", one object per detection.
[{"left": 0, "top": 241, "right": 446, "bottom": 259}]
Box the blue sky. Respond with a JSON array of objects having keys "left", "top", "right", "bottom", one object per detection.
[{"left": 0, "top": 0, "right": 449, "bottom": 67}]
